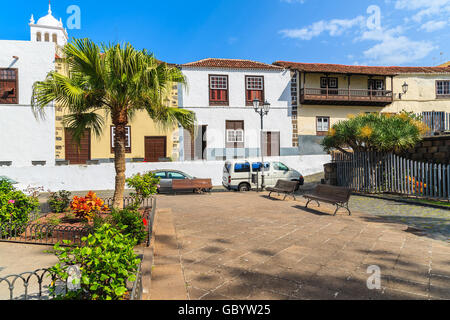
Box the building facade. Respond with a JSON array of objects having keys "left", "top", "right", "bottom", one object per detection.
[
  {"left": 178, "top": 58, "right": 298, "bottom": 161},
  {"left": 0, "top": 6, "right": 58, "bottom": 168},
  {"left": 28, "top": 5, "right": 181, "bottom": 165},
  {"left": 274, "top": 61, "right": 450, "bottom": 154}
]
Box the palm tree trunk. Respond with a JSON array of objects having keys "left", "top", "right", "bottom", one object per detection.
[{"left": 112, "top": 116, "right": 128, "bottom": 209}]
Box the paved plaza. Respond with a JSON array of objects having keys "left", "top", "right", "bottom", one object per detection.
[{"left": 152, "top": 192, "right": 450, "bottom": 300}]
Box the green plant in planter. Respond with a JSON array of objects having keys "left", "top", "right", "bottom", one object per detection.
[
  {"left": 49, "top": 224, "right": 141, "bottom": 300},
  {"left": 111, "top": 207, "right": 147, "bottom": 245},
  {"left": 126, "top": 172, "right": 160, "bottom": 209},
  {"left": 0, "top": 179, "right": 40, "bottom": 237},
  {"left": 47, "top": 216, "right": 62, "bottom": 226},
  {"left": 48, "top": 190, "right": 72, "bottom": 213}
]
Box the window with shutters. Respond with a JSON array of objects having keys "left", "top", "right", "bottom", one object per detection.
[
  {"left": 436, "top": 80, "right": 450, "bottom": 98},
  {"left": 245, "top": 76, "right": 264, "bottom": 106},
  {"left": 316, "top": 117, "right": 330, "bottom": 136},
  {"left": 226, "top": 121, "right": 244, "bottom": 148},
  {"left": 111, "top": 126, "right": 132, "bottom": 153},
  {"left": 0, "top": 69, "right": 18, "bottom": 104},
  {"left": 209, "top": 75, "right": 229, "bottom": 106}
]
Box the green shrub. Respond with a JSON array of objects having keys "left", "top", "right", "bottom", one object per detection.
[
  {"left": 0, "top": 179, "right": 40, "bottom": 237},
  {"left": 0, "top": 179, "right": 14, "bottom": 194},
  {"left": 111, "top": 207, "right": 147, "bottom": 245},
  {"left": 49, "top": 224, "right": 141, "bottom": 300},
  {"left": 126, "top": 172, "right": 160, "bottom": 209},
  {"left": 48, "top": 190, "right": 72, "bottom": 213}
]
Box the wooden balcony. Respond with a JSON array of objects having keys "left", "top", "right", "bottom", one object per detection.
[{"left": 300, "top": 88, "right": 393, "bottom": 106}]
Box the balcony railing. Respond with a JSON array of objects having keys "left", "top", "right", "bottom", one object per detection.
[{"left": 300, "top": 88, "right": 393, "bottom": 106}]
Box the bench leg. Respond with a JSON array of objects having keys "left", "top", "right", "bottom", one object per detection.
[{"left": 334, "top": 203, "right": 351, "bottom": 216}]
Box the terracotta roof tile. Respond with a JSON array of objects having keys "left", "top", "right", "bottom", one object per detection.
[
  {"left": 273, "top": 61, "right": 450, "bottom": 75},
  {"left": 182, "top": 58, "right": 283, "bottom": 70}
]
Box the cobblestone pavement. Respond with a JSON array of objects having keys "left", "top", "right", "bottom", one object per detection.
[
  {"left": 349, "top": 196, "right": 449, "bottom": 242},
  {"left": 156, "top": 192, "right": 450, "bottom": 300}
]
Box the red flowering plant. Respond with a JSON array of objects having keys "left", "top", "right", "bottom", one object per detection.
[{"left": 70, "top": 191, "right": 109, "bottom": 221}]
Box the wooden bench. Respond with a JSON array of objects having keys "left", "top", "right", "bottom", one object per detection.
[
  {"left": 266, "top": 180, "right": 299, "bottom": 200},
  {"left": 303, "top": 185, "right": 352, "bottom": 216},
  {"left": 172, "top": 179, "right": 213, "bottom": 194}
]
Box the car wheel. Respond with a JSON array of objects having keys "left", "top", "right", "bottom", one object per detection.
[{"left": 238, "top": 183, "right": 251, "bottom": 192}]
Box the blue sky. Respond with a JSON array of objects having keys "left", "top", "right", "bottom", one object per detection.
[{"left": 1, "top": 0, "right": 449, "bottom": 66}]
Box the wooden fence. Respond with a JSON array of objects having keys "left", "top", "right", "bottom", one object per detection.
[
  {"left": 417, "top": 111, "right": 450, "bottom": 136},
  {"left": 333, "top": 152, "right": 450, "bottom": 200}
]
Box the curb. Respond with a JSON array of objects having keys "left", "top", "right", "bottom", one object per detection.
[{"left": 354, "top": 193, "right": 450, "bottom": 211}]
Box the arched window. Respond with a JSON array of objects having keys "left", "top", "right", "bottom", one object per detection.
[
  {"left": 36, "top": 32, "right": 42, "bottom": 42},
  {"left": 52, "top": 34, "right": 58, "bottom": 44},
  {"left": 44, "top": 33, "right": 50, "bottom": 42}
]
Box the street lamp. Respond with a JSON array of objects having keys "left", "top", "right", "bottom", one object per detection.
[
  {"left": 253, "top": 98, "right": 271, "bottom": 190},
  {"left": 399, "top": 82, "right": 409, "bottom": 99}
]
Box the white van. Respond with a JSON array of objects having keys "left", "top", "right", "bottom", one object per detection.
[{"left": 222, "top": 160, "right": 304, "bottom": 192}]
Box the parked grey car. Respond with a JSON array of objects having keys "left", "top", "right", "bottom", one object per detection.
[{"left": 152, "top": 170, "right": 206, "bottom": 194}]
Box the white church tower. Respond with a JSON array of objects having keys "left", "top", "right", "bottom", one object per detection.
[{"left": 29, "top": 2, "right": 68, "bottom": 46}]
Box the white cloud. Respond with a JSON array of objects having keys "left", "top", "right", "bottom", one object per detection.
[
  {"left": 280, "top": 16, "right": 365, "bottom": 40},
  {"left": 362, "top": 29, "right": 436, "bottom": 65},
  {"left": 394, "top": 0, "right": 450, "bottom": 22},
  {"left": 419, "top": 20, "right": 448, "bottom": 32}
]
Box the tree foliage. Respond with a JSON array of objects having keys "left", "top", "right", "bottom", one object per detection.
[{"left": 321, "top": 112, "right": 427, "bottom": 154}]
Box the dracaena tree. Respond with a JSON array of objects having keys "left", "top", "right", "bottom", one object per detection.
[
  {"left": 321, "top": 111, "right": 427, "bottom": 154},
  {"left": 31, "top": 38, "right": 195, "bottom": 209}
]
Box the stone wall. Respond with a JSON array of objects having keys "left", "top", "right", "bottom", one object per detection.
[{"left": 400, "top": 135, "right": 450, "bottom": 164}]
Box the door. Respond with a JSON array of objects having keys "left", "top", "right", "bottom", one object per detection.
[
  {"left": 154, "top": 171, "right": 170, "bottom": 193},
  {"left": 65, "top": 129, "right": 91, "bottom": 165},
  {"left": 145, "top": 137, "right": 167, "bottom": 162},
  {"left": 263, "top": 132, "right": 280, "bottom": 157}
]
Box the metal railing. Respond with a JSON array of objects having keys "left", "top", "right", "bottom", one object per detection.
[
  {"left": 0, "top": 196, "right": 156, "bottom": 247},
  {"left": 333, "top": 151, "right": 450, "bottom": 200},
  {"left": 418, "top": 112, "right": 450, "bottom": 136},
  {"left": 0, "top": 263, "right": 143, "bottom": 300}
]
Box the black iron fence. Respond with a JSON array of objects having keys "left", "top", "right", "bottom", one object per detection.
[
  {"left": 0, "top": 196, "right": 156, "bottom": 247},
  {"left": 0, "top": 262, "right": 143, "bottom": 300},
  {"left": 333, "top": 151, "right": 450, "bottom": 200}
]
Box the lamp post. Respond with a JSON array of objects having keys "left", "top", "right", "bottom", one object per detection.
[
  {"left": 399, "top": 82, "right": 409, "bottom": 99},
  {"left": 253, "top": 99, "right": 271, "bottom": 190}
]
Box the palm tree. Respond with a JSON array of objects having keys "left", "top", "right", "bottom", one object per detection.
[{"left": 31, "top": 38, "right": 195, "bottom": 209}]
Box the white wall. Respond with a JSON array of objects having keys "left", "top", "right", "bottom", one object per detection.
[
  {"left": 0, "top": 155, "right": 331, "bottom": 192},
  {"left": 0, "top": 41, "right": 56, "bottom": 167},
  {"left": 179, "top": 67, "right": 294, "bottom": 152}
]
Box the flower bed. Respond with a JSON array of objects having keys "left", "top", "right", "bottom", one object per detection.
[{"left": 0, "top": 194, "right": 155, "bottom": 247}]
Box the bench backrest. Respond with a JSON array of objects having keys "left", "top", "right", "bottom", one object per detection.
[
  {"left": 313, "top": 185, "right": 352, "bottom": 202},
  {"left": 274, "top": 180, "right": 299, "bottom": 192},
  {"left": 172, "top": 179, "right": 213, "bottom": 189}
]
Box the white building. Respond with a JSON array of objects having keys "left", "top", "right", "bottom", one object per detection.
[
  {"left": 178, "top": 58, "right": 299, "bottom": 161},
  {"left": 0, "top": 4, "right": 66, "bottom": 167}
]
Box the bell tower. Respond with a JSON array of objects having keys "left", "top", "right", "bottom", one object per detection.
[{"left": 30, "top": 2, "right": 68, "bottom": 46}]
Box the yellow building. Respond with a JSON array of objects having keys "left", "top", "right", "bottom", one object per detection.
[
  {"left": 439, "top": 61, "right": 450, "bottom": 67},
  {"left": 54, "top": 50, "right": 180, "bottom": 165},
  {"left": 274, "top": 61, "right": 450, "bottom": 153}
]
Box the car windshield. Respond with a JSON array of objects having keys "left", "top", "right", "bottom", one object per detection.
[
  {"left": 273, "top": 162, "right": 289, "bottom": 171},
  {"left": 224, "top": 162, "right": 231, "bottom": 173}
]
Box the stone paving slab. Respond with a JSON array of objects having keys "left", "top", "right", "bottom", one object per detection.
[
  {"left": 156, "top": 192, "right": 450, "bottom": 300},
  {"left": 149, "top": 208, "right": 188, "bottom": 300}
]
